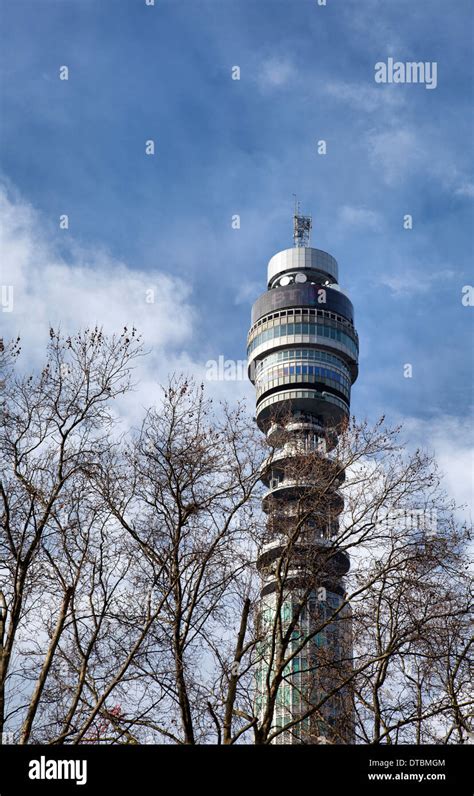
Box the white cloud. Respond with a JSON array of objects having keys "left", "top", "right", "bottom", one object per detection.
[
  {"left": 399, "top": 415, "right": 474, "bottom": 521},
  {"left": 0, "top": 185, "right": 203, "bottom": 426},
  {"left": 324, "top": 80, "right": 405, "bottom": 114},
  {"left": 343, "top": 0, "right": 405, "bottom": 54},
  {"left": 338, "top": 205, "right": 381, "bottom": 229},
  {"left": 366, "top": 126, "right": 473, "bottom": 197},
  {"left": 0, "top": 185, "right": 255, "bottom": 425},
  {"left": 0, "top": 186, "right": 195, "bottom": 354},
  {"left": 454, "top": 182, "right": 474, "bottom": 198},
  {"left": 234, "top": 280, "right": 263, "bottom": 306},
  {"left": 367, "top": 128, "right": 424, "bottom": 186},
  {"left": 257, "top": 57, "right": 296, "bottom": 89},
  {"left": 379, "top": 267, "right": 456, "bottom": 297}
]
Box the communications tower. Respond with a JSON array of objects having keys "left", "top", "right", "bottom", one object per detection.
[{"left": 247, "top": 207, "right": 359, "bottom": 743}]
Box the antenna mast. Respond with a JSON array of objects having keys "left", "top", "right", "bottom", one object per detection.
[{"left": 292, "top": 196, "right": 312, "bottom": 248}]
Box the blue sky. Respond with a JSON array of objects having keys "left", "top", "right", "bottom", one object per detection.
[{"left": 1, "top": 0, "right": 473, "bottom": 504}]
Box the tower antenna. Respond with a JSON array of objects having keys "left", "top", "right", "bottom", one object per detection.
[{"left": 292, "top": 197, "right": 312, "bottom": 248}]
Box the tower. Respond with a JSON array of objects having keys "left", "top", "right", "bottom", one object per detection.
[{"left": 247, "top": 208, "right": 359, "bottom": 743}]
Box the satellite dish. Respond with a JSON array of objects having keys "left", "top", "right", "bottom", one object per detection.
[
  {"left": 280, "top": 276, "right": 292, "bottom": 286},
  {"left": 295, "top": 273, "right": 307, "bottom": 283}
]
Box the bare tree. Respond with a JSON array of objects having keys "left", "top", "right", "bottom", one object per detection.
[
  {"left": 211, "top": 417, "right": 473, "bottom": 745},
  {"left": 93, "top": 376, "right": 263, "bottom": 744},
  {"left": 0, "top": 331, "right": 471, "bottom": 746},
  {"left": 0, "top": 327, "right": 145, "bottom": 743}
]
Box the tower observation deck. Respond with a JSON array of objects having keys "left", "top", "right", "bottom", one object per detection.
[{"left": 247, "top": 210, "right": 358, "bottom": 743}]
